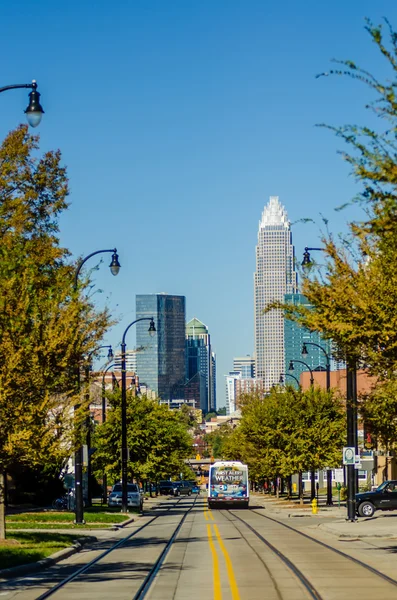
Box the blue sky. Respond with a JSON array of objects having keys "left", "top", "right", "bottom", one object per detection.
[{"left": 1, "top": 0, "right": 396, "bottom": 406}]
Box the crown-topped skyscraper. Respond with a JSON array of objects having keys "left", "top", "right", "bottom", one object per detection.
[{"left": 254, "top": 196, "right": 298, "bottom": 389}]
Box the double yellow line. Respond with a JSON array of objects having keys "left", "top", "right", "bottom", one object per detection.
[{"left": 204, "top": 505, "right": 240, "bottom": 600}]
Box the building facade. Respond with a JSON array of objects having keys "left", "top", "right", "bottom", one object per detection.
[
  {"left": 185, "top": 317, "right": 216, "bottom": 413},
  {"left": 233, "top": 356, "right": 255, "bottom": 379},
  {"left": 113, "top": 349, "right": 137, "bottom": 372},
  {"left": 254, "top": 196, "right": 297, "bottom": 390},
  {"left": 136, "top": 294, "right": 186, "bottom": 401},
  {"left": 284, "top": 294, "right": 332, "bottom": 387}
]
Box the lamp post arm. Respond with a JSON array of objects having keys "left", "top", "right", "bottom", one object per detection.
[
  {"left": 121, "top": 317, "right": 153, "bottom": 346},
  {"left": 0, "top": 83, "right": 36, "bottom": 94},
  {"left": 303, "top": 342, "right": 331, "bottom": 390},
  {"left": 291, "top": 360, "right": 314, "bottom": 385},
  {"left": 74, "top": 248, "right": 117, "bottom": 289},
  {"left": 284, "top": 373, "right": 300, "bottom": 386}
]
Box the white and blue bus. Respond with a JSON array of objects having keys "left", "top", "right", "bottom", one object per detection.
[{"left": 208, "top": 461, "right": 249, "bottom": 509}]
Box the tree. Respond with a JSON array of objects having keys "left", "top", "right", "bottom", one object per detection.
[
  {"left": 360, "top": 378, "right": 397, "bottom": 479},
  {"left": 266, "top": 20, "right": 397, "bottom": 377},
  {"left": 235, "top": 387, "right": 345, "bottom": 490},
  {"left": 0, "top": 126, "right": 111, "bottom": 538},
  {"left": 92, "top": 391, "right": 193, "bottom": 485},
  {"left": 217, "top": 407, "right": 227, "bottom": 416}
]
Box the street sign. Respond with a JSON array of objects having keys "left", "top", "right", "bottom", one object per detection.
[
  {"left": 334, "top": 468, "right": 344, "bottom": 483},
  {"left": 343, "top": 447, "right": 355, "bottom": 465}
]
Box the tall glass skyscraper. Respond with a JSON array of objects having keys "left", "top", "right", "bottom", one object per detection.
[
  {"left": 185, "top": 317, "right": 216, "bottom": 412},
  {"left": 136, "top": 294, "right": 186, "bottom": 401},
  {"left": 254, "top": 196, "right": 297, "bottom": 390}
]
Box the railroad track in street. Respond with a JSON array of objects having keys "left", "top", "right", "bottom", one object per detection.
[
  {"left": 222, "top": 507, "right": 397, "bottom": 598},
  {"left": 220, "top": 509, "right": 323, "bottom": 600},
  {"left": 33, "top": 495, "right": 196, "bottom": 600}
]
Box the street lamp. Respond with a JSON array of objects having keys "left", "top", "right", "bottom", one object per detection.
[
  {"left": 0, "top": 80, "right": 44, "bottom": 127},
  {"left": 302, "top": 342, "right": 333, "bottom": 506},
  {"left": 288, "top": 359, "right": 314, "bottom": 386},
  {"left": 279, "top": 373, "right": 300, "bottom": 386},
  {"left": 121, "top": 317, "right": 156, "bottom": 512},
  {"left": 73, "top": 248, "right": 120, "bottom": 524},
  {"left": 302, "top": 245, "right": 358, "bottom": 519},
  {"left": 84, "top": 345, "right": 113, "bottom": 506},
  {"left": 301, "top": 247, "right": 324, "bottom": 267}
]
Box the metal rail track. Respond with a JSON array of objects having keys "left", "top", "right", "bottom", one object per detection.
[
  {"left": 132, "top": 494, "right": 198, "bottom": 599},
  {"left": 248, "top": 507, "right": 397, "bottom": 589},
  {"left": 222, "top": 510, "right": 323, "bottom": 600},
  {"left": 35, "top": 497, "right": 185, "bottom": 600}
]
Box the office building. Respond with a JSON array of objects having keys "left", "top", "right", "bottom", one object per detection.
[
  {"left": 233, "top": 356, "right": 255, "bottom": 379},
  {"left": 185, "top": 317, "right": 216, "bottom": 413},
  {"left": 225, "top": 372, "right": 241, "bottom": 415},
  {"left": 136, "top": 294, "right": 186, "bottom": 401},
  {"left": 254, "top": 196, "right": 297, "bottom": 390},
  {"left": 113, "top": 349, "right": 137, "bottom": 372},
  {"left": 284, "top": 293, "right": 332, "bottom": 387}
]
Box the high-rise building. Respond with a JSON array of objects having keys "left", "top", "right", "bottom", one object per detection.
[
  {"left": 185, "top": 317, "right": 216, "bottom": 413},
  {"left": 254, "top": 196, "right": 298, "bottom": 390},
  {"left": 284, "top": 293, "right": 332, "bottom": 386},
  {"left": 225, "top": 371, "right": 241, "bottom": 415},
  {"left": 113, "top": 349, "right": 137, "bottom": 372},
  {"left": 233, "top": 356, "right": 255, "bottom": 379},
  {"left": 136, "top": 294, "right": 186, "bottom": 401}
]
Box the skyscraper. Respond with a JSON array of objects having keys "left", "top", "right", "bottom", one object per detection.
[
  {"left": 185, "top": 317, "right": 216, "bottom": 413},
  {"left": 284, "top": 293, "right": 332, "bottom": 386},
  {"left": 233, "top": 356, "right": 255, "bottom": 379},
  {"left": 254, "top": 196, "right": 297, "bottom": 389},
  {"left": 136, "top": 294, "right": 186, "bottom": 401}
]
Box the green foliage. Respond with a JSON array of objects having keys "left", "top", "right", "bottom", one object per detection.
[
  {"left": 217, "top": 407, "right": 227, "bottom": 416},
  {"left": 0, "top": 126, "right": 113, "bottom": 537},
  {"left": 92, "top": 392, "right": 193, "bottom": 483},
  {"left": 231, "top": 386, "right": 345, "bottom": 480},
  {"left": 360, "top": 378, "right": 397, "bottom": 451},
  {"left": 204, "top": 412, "right": 217, "bottom": 421},
  {"left": 265, "top": 21, "right": 397, "bottom": 376}
]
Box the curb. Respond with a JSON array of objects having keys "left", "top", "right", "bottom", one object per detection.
[
  {"left": 0, "top": 536, "right": 95, "bottom": 580},
  {"left": 316, "top": 522, "right": 395, "bottom": 539}
]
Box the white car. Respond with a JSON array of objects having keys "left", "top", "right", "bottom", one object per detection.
[{"left": 108, "top": 483, "right": 143, "bottom": 510}]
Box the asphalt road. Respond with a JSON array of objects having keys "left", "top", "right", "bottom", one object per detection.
[{"left": 1, "top": 496, "right": 397, "bottom": 599}]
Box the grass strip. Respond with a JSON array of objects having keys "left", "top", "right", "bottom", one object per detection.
[
  {"left": 0, "top": 532, "right": 89, "bottom": 570},
  {"left": 7, "top": 511, "right": 130, "bottom": 524}
]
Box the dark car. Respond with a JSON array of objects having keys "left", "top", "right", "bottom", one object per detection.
[
  {"left": 356, "top": 480, "right": 397, "bottom": 517},
  {"left": 175, "top": 481, "right": 192, "bottom": 496},
  {"left": 159, "top": 481, "right": 180, "bottom": 496}
]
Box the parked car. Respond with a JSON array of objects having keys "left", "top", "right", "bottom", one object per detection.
[
  {"left": 159, "top": 481, "right": 180, "bottom": 496},
  {"left": 191, "top": 484, "right": 200, "bottom": 494},
  {"left": 356, "top": 480, "right": 397, "bottom": 517},
  {"left": 108, "top": 483, "right": 143, "bottom": 510},
  {"left": 159, "top": 480, "right": 192, "bottom": 496}
]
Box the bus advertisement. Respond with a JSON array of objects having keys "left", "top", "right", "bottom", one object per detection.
[{"left": 208, "top": 461, "right": 249, "bottom": 508}]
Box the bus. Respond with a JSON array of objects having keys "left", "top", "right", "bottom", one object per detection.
[{"left": 208, "top": 461, "right": 249, "bottom": 509}]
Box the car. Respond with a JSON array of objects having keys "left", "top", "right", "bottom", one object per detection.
[
  {"left": 108, "top": 483, "right": 143, "bottom": 510},
  {"left": 191, "top": 484, "right": 200, "bottom": 494},
  {"left": 356, "top": 480, "right": 397, "bottom": 518},
  {"left": 159, "top": 481, "right": 180, "bottom": 496},
  {"left": 174, "top": 481, "right": 192, "bottom": 496}
]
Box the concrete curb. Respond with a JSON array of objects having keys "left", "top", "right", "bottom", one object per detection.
[
  {"left": 317, "top": 522, "right": 396, "bottom": 539},
  {"left": 0, "top": 536, "right": 95, "bottom": 580}
]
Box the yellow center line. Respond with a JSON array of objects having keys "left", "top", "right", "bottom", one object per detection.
[
  {"left": 213, "top": 523, "right": 241, "bottom": 600},
  {"left": 207, "top": 524, "right": 222, "bottom": 600}
]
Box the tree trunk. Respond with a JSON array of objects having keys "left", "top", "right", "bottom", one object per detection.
[
  {"left": 0, "top": 471, "right": 5, "bottom": 540},
  {"left": 310, "top": 470, "right": 316, "bottom": 500},
  {"left": 287, "top": 476, "right": 292, "bottom": 499},
  {"left": 299, "top": 471, "right": 304, "bottom": 506}
]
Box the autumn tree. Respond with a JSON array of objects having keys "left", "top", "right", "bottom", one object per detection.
[
  {"left": 92, "top": 391, "right": 193, "bottom": 485},
  {"left": 267, "top": 21, "right": 397, "bottom": 377},
  {"left": 0, "top": 126, "right": 111, "bottom": 537}
]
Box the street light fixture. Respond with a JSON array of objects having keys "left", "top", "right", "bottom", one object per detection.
[
  {"left": 120, "top": 317, "right": 156, "bottom": 512},
  {"left": 288, "top": 359, "right": 314, "bottom": 386},
  {"left": 73, "top": 248, "right": 120, "bottom": 524},
  {"left": 302, "top": 341, "right": 333, "bottom": 506},
  {"left": 279, "top": 373, "right": 300, "bottom": 386},
  {"left": 0, "top": 80, "right": 44, "bottom": 127},
  {"left": 301, "top": 247, "right": 324, "bottom": 267}
]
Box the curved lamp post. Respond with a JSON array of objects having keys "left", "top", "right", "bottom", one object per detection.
[
  {"left": 0, "top": 80, "right": 44, "bottom": 127},
  {"left": 279, "top": 373, "right": 300, "bottom": 386},
  {"left": 73, "top": 248, "right": 120, "bottom": 524},
  {"left": 84, "top": 346, "right": 113, "bottom": 506},
  {"left": 121, "top": 317, "right": 156, "bottom": 512},
  {"left": 302, "top": 342, "right": 333, "bottom": 505},
  {"left": 288, "top": 359, "right": 314, "bottom": 386},
  {"left": 301, "top": 247, "right": 324, "bottom": 267}
]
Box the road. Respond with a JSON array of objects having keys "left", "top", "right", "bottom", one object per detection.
[{"left": 1, "top": 495, "right": 397, "bottom": 599}]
